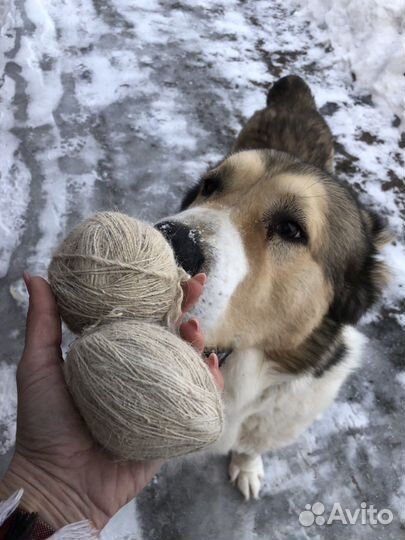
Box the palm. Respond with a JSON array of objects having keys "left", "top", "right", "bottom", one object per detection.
[{"left": 13, "top": 275, "right": 205, "bottom": 528}]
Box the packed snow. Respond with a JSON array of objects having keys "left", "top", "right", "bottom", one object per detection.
[
  {"left": 295, "top": 0, "right": 405, "bottom": 120},
  {"left": 0, "top": 363, "right": 16, "bottom": 454},
  {"left": 0, "top": 0, "right": 404, "bottom": 538}
]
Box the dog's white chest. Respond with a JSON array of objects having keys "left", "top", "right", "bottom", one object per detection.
[
  {"left": 211, "top": 348, "right": 269, "bottom": 453},
  {"left": 210, "top": 327, "right": 364, "bottom": 456}
]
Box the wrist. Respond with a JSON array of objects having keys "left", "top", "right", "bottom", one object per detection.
[{"left": 0, "top": 452, "right": 91, "bottom": 531}]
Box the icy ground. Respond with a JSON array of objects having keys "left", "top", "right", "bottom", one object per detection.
[{"left": 0, "top": 0, "right": 404, "bottom": 538}]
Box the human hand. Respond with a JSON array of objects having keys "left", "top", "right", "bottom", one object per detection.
[
  {"left": 0, "top": 275, "right": 164, "bottom": 531},
  {"left": 180, "top": 275, "right": 224, "bottom": 391},
  {"left": 0, "top": 273, "right": 222, "bottom": 532}
]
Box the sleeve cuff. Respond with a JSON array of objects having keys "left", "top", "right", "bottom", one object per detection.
[{"left": 0, "top": 489, "right": 98, "bottom": 539}]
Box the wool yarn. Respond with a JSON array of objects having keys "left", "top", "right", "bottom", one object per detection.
[
  {"left": 49, "top": 211, "right": 223, "bottom": 460},
  {"left": 48, "top": 212, "right": 184, "bottom": 334},
  {"left": 65, "top": 320, "right": 224, "bottom": 460}
]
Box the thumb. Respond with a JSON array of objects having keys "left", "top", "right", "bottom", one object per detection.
[{"left": 22, "top": 274, "right": 62, "bottom": 366}]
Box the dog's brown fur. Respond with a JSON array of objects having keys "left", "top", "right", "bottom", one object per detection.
[
  {"left": 182, "top": 108, "right": 388, "bottom": 374},
  {"left": 233, "top": 75, "right": 335, "bottom": 172}
]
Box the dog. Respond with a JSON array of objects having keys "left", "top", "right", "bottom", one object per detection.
[{"left": 156, "top": 75, "right": 389, "bottom": 500}]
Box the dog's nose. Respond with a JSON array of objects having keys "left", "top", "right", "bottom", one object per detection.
[{"left": 155, "top": 221, "right": 205, "bottom": 276}]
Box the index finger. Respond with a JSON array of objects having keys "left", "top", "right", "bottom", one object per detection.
[{"left": 181, "top": 273, "right": 206, "bottom": 316}]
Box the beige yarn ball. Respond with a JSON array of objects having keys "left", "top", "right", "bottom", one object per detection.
[
  {"left": 65, "top": 320, "right": 224, "bottom": 460},
  {"left": 48, "top": 212, "right": 184, "bottom": 333}
]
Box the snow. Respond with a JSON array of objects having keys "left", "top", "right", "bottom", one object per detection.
[
  {"left": 0, "top": 363, "right": 17, "bottom": 455},
  {"left": 294, "top": 0, "right": 405, "bottom": 121},
  {"left": 0, "top": 0, "right": 14, "bottom": 33},
  {"left": 0, "top": 0, "right": 404, "bottom": 537},
  {"left": 100, "top": 501, "right": 143, "bottom": 540},
  {"left": 396, "top": 372, "right": 405, "bottom": 387},
  {"left": 390, "top": 476, "right": 405, "bottom": 522},
  {"left": 0, "top": 13, "right": 31, "bottom": 277}
]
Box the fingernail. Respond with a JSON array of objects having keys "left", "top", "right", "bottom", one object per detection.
[
  {"left": 189, "top": 318, "right": 200, "bottom": 332},
  {"left": 22, "top": 271, "right": 31, "bottom": 294},
  {"left": 195, "top": 273, "right": 207, "bottom": 285},
  {"left": 208, "top": 352, "right": 219, "bottom": 369}
]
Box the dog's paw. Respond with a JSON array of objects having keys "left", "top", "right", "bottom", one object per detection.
[{"left": 229, "top": 453, "right": 264, "bottom": 501}]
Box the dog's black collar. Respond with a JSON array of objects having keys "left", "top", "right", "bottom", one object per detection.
[{"left": 205, "top": 348, "right": 233, "bottom": 368}]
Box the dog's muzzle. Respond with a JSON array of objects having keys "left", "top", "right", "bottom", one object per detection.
[{"left": 156, "top": 221, "right": 205, "bottom": 276}]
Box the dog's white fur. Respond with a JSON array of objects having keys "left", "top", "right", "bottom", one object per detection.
[
  {"left": 177, "top": 208, "right": 249, "bottom": 335},
  {"left": 213, "top": 327, "right": 364, "bottom": 499}
]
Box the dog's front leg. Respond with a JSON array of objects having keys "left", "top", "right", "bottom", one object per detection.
[{"left": 229, "top": 451, "right": 264, "bottom": 501}]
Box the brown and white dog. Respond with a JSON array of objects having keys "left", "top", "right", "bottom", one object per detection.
[{"left": 156, "top": 76, "right": 389, "bottom": 500}]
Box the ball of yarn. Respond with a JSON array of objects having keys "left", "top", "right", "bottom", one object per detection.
[
  {"left": 48, "top": 212, "right": 184, "bottom": 333},
  {"left": 65, "top": 320, "right": 224, "bottom": 460}
]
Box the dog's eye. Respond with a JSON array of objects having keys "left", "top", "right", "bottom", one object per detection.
[
  {"left": 201, "top": 178, "right": 221, "bottom": 197},
  {"left": 274, "top": 220, "right": 307, "bottom": 243}
]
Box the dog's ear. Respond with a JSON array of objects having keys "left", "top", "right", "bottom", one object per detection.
[
  {"left": 329, "top": 210, "right": 391, "bottom": 325},
  {"left": 361, "top": 209, "right": 393, "bottom": 251},
  {"left": 266, "top": 75, "right": 316, "bottom": 110},
  {"left": 180, "top": 182, "right": 201, "bottom": 211}
]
